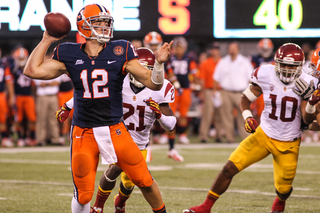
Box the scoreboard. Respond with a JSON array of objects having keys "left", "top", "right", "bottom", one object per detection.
[
  {"left": 0, "top": 0, "right": 319, "bottom": 39},
  {"left": 215, "top": 0, "right": 320, "bottom": 38}
]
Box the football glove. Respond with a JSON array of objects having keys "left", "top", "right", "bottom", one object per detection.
[
  {"left": 308, "top": 89, "right": 320, "bottom": 106},
  {"left": 144, "top": 98, "right": 162, "bottom": 119},
  {"left": 293, "top": 78, "right": 315, "bottom": 100},
  {"left": 244, "top": 117, "right": 258, "bottom": 133},
  {"left": 55, "top": 103, "right": 71, "bottom": 124}
]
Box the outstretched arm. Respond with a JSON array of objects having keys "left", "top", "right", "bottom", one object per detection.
[
  {"left": 125, "top": 41, "right": 173, "bottom": 90},
  {"left": 24, "top": 31, "right": 68, "bottom": 80}
]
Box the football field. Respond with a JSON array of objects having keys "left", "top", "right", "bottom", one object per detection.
[{"left": 1, "top": 139, "right": 320, "bottom": 213}]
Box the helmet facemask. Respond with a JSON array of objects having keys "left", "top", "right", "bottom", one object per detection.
[{"left": 275, "top": 59, "right": 302, "bottom": 84}]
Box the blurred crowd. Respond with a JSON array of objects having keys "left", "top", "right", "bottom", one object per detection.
[{"left": 1, "top": 33, "right": 320, "bottom": 148}]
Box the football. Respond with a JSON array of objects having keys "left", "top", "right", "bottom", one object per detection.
[{"left": 44, "top": 12, "right": 71, "bottom": 38}]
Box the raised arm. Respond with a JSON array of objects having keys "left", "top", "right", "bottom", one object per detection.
[
  {"left": 125, "top": 41, "right": 173, "bottom": 90},
  {"left": 23, "top": 31, "right": 68, "bottom": 80}
]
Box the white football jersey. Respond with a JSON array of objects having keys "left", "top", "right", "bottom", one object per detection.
[
  {"left": 251, "top": 64, "right": 318, "bottom": 141},
  {"left": 122, "top": 75, "right": 175, "bottom": 149}
]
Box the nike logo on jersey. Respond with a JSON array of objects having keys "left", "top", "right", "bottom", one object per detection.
[
  {"left": 75, "top": 135, "right": 84, "bottom": 139},
  {"left": 107, "top": 60, "right": 117, "bottom": 64},
  {"left": 75, "top": 59, "right": 84, "bottom": 65}
]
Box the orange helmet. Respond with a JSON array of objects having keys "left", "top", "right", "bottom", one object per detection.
[
  {"left": 12, "top": 47, "right": 29, "bottom": 67},
  {"left": 308, "top": 48, "right": 320, "bottom": 79},
  {"left": 257, "top": 38, "right": 274, "bottom": 58},
  {"left": 76, "top": 4, "right": 113, "bottom": 43},
  {"left": 143, "top": 31, "right": 163, "bottom": 52}
]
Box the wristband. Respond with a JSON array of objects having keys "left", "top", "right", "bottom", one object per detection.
[
  {"left": 173, "top": 81, "right": 181, "bottom": 89},
  {"left": 243, "top": 85, "right": 258, "bottom": 102},
  {"left": 242, "top": 109, "right": 253, "bottom": 120},
  {"left": 158, "top": 114, "right": 177, "bottom": 131},
  {"left": 305, "top": 102, "right": 316, "bottom": 114},
  {"left": 65, "top": 97, "right": 74, "bottom": 109},
  {"left": 151, "top": 60, "right": 164, "bottom": 85}
]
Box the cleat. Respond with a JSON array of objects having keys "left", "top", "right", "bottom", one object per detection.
[
  {"left": 271, "top": 197, "right": 285, "bottom": 213},
  {"left": 114, "top": 194, "right": 125, "bottom": 213},
  {"left": 179, "top": 134, "right": 190, "bottom": 144},
  {"left": 158, "top": 134, "right": 168, "bottom": 144},
  {"left": 146, "top": 148, "right": 152, "bottom": 163},
  {"left": 1, "top": 138, "right": 14, "bottom": 147},
  {"left": 168, "top": 149, "right": 184, "bottom": 162},
  {"left": 90, "top": 206, "right": 103, "bottom": 213},
  {"left": 182, "top": 205, "right": 211, "bottom": 213},
  {"left": 17, "top": 139, "right": 25, "bottom": 147}
]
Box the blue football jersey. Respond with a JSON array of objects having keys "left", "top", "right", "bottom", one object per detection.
[{"left": 53, "top": 40, "right": 138, "bottom": 127}]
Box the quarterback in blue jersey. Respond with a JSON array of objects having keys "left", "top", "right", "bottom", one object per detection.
[{"left": 24, "top": 3, "right": 172, "bottom": 213}]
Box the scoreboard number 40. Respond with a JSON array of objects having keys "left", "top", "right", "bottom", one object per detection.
[{"left": 253, "top": 0, "right": 303, "bottom": 30}]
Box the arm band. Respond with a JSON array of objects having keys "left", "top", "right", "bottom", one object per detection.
[
  {"left": 151, "top": 60, "right": 164, "bottom": 85},
  {"left": 158, "top": 114, "right": 177, "bottom": 131},
  {"left": 305, "top": 102, "right": 316, "bottom": 114},
  {"left": 242, "top": 109, "right": 253, "bottom": 120},
  {"left": 173, "top": 81, "right": 181, "bottom": 89},
  {"left": 243, "top": 85, "right": 258, "bottom": 102},
  {"left": 65, "top": 97, "right": 74, "bottom": 109}
]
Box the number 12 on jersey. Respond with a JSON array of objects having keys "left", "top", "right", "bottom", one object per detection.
[{"left": 80, "top": 69, "right": 109, "bottom": 98}]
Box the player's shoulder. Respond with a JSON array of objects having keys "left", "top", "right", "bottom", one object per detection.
[
  {"left": 299, "top": 72, "right": 319, "bottom": 86},
  {"left": 56, "top": 42, "right": 81, "bottom": 51},
  {"left": 250, "top": 64, "right": 274, "bottom": 82},
  {"left": 107, "top": 39, "right": 130, "bottom": 47},
  {"left": 154, "top": 79, "right": 175, "bottom": 103},
  {"left": 53, "top": 42, "right": 81, "bottom": 59}
]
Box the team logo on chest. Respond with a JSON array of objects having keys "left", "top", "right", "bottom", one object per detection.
[
  {"left": 269, "top": 85, "right": 275, "bottom": 91},
  {"left": 133, "top": 95, "right": 136, "bottom": 101},
  {"left": 284, "top": 86, "right": 287, "bottom": 92},
  {"left": 113, "top": 46, "right": 124, "bottom": 56}
]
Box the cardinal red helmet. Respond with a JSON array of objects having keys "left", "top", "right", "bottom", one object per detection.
[
  {"left": 12, "top": 47, "right": 29, "bottom": 67},
  {"left": 143, "top": 31, "right": 163, "bottom": 53},
  {"left": 274, "top": 43, "right": 304, "bottom": 84},
  {"left": 308, "top": 48, "right": 320, "bottom": 79},
  {"left": 76, "top": 4, "right": 113, "bottom": 43},
  {"left": 129, "top": 47, "right": 155, "bottom": 88},
  {"left": 257, "top": 38, "right": 273, "bottom": 58}
]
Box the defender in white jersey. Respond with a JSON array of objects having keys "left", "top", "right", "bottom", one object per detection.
[
  {"left": 56, "top": 48, "right": 178, "bottom": 213},
  {"left": 183, "top": 43, "right": 317, "bottom": 213}
]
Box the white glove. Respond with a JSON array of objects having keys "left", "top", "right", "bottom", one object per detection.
[{"left": 293, "top": 78, "right": 315, "bottom": 100}]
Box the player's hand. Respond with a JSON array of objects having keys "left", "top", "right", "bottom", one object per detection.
[
  {"left": 55, "top": 103, "right": 71, "bottom": 124},
  {"left": 144, "top": 98, "right": 162, "bottom": 119},
  {"left": 293, "top": 78, "right": 315, "bottom": 100},
  {"left": 308, "top": 89, "right": 320, "bottom": 105},
  {"left": 155, "top": 40, "right": 174, "bottom": 64},
  {"left": 244, "top": 117, "right": 258, "bottom": 133}
]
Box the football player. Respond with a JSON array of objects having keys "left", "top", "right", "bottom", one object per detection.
[
  {"left": 165, "top": 36, "right": 198, "bottom": 145},
  {"left": 11, "top": 47, "right": 37, "bottom": 147},
  {"left": 183, "top": 43, "right": 317, "bottom": 213},
  {"left": 143, "top": 31, "right": 184, "bottom": 162},
  {"left": 0, "top": 50, "right": 15, "bottom": 147},
  {"left": 56, "top": 47, "right": 178, "bottom": 212},
  {"left": 23, "top": 3, "right": 172, "bottom": 213},
  {"left": 298, "top": 47, "right": 320, "bottom": 131}
]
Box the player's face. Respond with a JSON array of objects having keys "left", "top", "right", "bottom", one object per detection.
[
  {"left": 91, "top": 20, "right": 111, "bottom": 36},
  {"left": 279, "top": 63, "right": 299, "bottom": 78}
]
